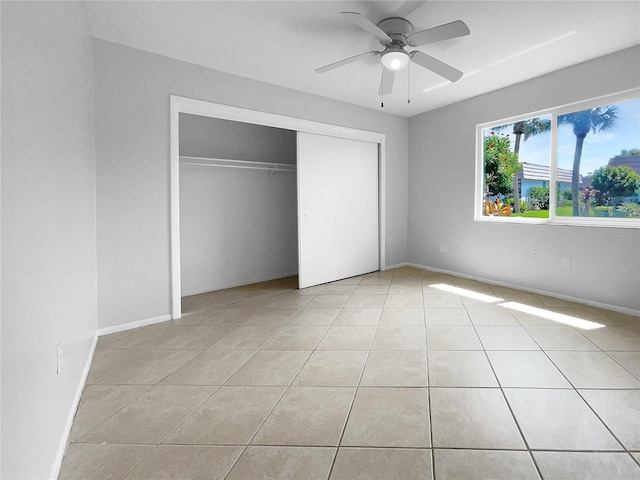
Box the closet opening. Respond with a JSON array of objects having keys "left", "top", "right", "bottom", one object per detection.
[
  {"left": 179, "top": 113, "right": 299, "bottom": 298},
  {"left": 170, "top": 96, "right": 386, "bottom": 319}
]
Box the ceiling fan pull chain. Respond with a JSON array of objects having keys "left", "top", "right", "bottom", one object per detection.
[
  {"left": 381, "top": 64, "right": 385, "bottom": 108},
  {"left": 407, "top": 60, "right": 411, "bottom": 104}
]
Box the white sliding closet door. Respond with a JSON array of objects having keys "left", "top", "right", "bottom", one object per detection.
[{"left": 297, "top": 132, "right": 379, "bottom": 288}]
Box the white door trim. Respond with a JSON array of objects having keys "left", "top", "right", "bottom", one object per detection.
[{"left": 170, "top": 95, "right": 386, "bottom": 319}]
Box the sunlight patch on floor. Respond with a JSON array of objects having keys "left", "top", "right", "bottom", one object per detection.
[
  {"left": 429, "top": 283, "right": 503, "bottom": 304},
  {"left": 501, "top": 301, "right": 605, "bottom": 330}
]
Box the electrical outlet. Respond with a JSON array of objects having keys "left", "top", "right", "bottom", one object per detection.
[
  {"left": 531, "top": 250, "right": 539, "bottom": 262},
  {"left": 561, "top": 255, "right": 571, "bottom": 270},
  {"left": 386, "top": 238, "right": 391, "bottom": 247},
  {"left": 439, "top": 244, "right": 448, "bottom": 254},
  {"left": 57, "top": 343, "right": 63, "bottom": 375}
]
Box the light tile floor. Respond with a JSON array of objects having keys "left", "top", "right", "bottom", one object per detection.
[{"left": 59, "top": 267, "right": 640, "bottom": 479}]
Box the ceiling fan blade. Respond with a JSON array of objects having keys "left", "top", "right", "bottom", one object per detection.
[
  {"left": 407, "top": 20, "right": 470, "bottom": 46},
  {"left": 378, "top": 68, "right": 396, "bottom": 96},
  {"left": 315, "top": 50, "right": 380, "bottom": 73},
  {"left": 410, "top": 51, "right": 464, "bottom": 82},
  {"left": 391, "top": 1, "right": 427, "bottom": 19},
  {"left": 341, "top": 12, "right": 391, "bottom": 44}
]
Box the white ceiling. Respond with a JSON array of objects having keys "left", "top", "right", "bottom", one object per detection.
[{"left": 85, "top": 1, "right": 640, "bottom": 117}]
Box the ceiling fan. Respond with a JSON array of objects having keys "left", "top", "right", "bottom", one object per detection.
[{"left": 316, "top": 12, "right": 470, "bottom": 100}]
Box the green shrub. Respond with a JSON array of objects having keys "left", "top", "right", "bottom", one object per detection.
[
  {"left": 519, "top": 199, "right": 528, "bottom": 212},
  {"left": 616, "top": 202, "right": 640, "bottom": 217},
  {"left": 593, "top": 206, "right": 612, "bottom": 217},
  {"left": 591, "top": 165, "right": 640, "bottom": 205},
  {"left": 483, "top": 133, "right": 521, "bottom": 196},
  {"left": 529, "top": 187, "right": 550, "bottom": 210}
]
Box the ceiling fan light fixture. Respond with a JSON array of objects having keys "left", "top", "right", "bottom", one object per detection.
[{"left": 381, "top": 50, "right": 409, "bottom": 71}]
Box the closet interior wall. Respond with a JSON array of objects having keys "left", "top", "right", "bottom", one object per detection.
[{"left": 179, "top": 113, "right": 298, "bottom": 296}]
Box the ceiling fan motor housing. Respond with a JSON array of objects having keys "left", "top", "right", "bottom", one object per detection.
[{"left": 377, "top": 17, "right": 413, "bottom": 45}]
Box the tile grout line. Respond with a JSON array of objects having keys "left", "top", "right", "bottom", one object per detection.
[
  {"left": 491, "top": 298, "right": 638, "bottom": 468},
  {"left": 69, "top": 383, "right": 155, "bottom": 445},
  {"left": 326, "top": 273, "right": 378, "bottom": 480},
  {"left": 423, "top": 275, "right": 438, "bottom": 480},
  {"left": 211, "top": 280, "right": 324, "bottom": 479},
  {"left": 460, "top": 291, "right": 545, "bottom": 480},
  {"left": 221, "top": 384, "right": 291, "bottom": 480},
  {"left": 155, "top": 385, "right": 222, "bottom": 446},
  {"left": 225, "top": 273, "right": 367, "bottom": 480},
  {"left": 532, "top": 333, "right": 636, "bottom": 456},
  {"left": 65, "top": 270, "right": 640, "bottom": 479},
  {"left": 119, "top": 444, "right": 162, "bottom": 480},
  {"left": 601, "top": 349, "right": 640, "bottom": 381},
  {"left": 221, "top": 280, "right": 330, "bottom": 480}
]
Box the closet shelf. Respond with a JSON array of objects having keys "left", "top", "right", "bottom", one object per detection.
[{"left": 180, "top": 156, "right": 296, "bottom": 174}]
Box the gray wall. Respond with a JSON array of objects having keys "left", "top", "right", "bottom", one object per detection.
[
  {"left": 1, "top": 2, "right": 97, "bottom": 478},
  {"left": 180, "top": 113, "right": 297, "bottom": 163},
  {"left": 180, "top": 115, "right": 298, "bottom": 295},
  {"left": 408, "top": 46, "right": 640, "bottom": 312},
  {"left": 95, "top": 40, "right": 409, "bottom": 330}
]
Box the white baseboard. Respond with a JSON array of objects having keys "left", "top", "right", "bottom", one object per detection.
[
  {"left": 382, "top": 262, "right": 409, "bottom": 271},
  {"left": 98, "top": 314, "right": 173, "bottom": 336},
  {"left": 53, "top": 313, "right": 175, "bottom": 477},
  {"left": 50, "top": 335, "right": 98, "bottom": 480},
  {"left": 407, "top": 262, "right": 640, "bottom": 317}
]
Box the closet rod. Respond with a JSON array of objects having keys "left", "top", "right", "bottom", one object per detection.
[
  {"left": 182, "top": 162, "right": 296, "bottom": 174},
  {"left": 180, "top": 155, "right": 296, "bottom": 172}
]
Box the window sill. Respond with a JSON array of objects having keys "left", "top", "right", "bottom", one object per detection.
[{"left": 474, "top": 215, "right": 640, "bottom": 229}]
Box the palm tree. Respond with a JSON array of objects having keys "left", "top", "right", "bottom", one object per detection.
[
  {"left": 492, "top": 118, "right": 550, "bottom": 212},
  {"left": 559, "top": 106, "right": 618, "bottom": 215}
]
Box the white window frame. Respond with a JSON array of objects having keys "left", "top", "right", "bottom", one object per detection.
[{"left": 475, "top": 88, "right": 640, "bottom": 229}]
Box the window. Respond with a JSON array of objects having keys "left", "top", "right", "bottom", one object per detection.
[
  {"left": 480, "top": 115, "right": 551, "bottom": 218},
  {"left": 477, "top": 89, "right": 640, "bottom": 227},
  {"left": 557, "top": 97, "right": 640, "bottom": 220}
]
